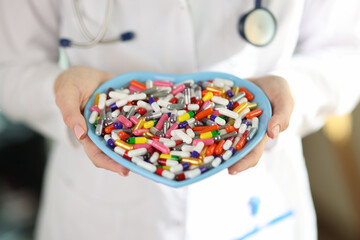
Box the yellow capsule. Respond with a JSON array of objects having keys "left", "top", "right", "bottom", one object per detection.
[
  {"left": 94, "top": 93, "right": 101, "bottom": 107},
  {"left": 206, "top": 86, "right": 225, "bottom": 94},
  {"left": 232, "top": 86, "right": 239, "bottom": 96},
  {"left": 115, "top": 139, "right": 133, "bottom": 150},
  {"left": 178, "top": 111, "right": 195, "bottom": 122},
  {"left": 227, "top": 118, "right": 235, "bottom": 126},
  {"left": 202, "top": 92, "right": 213, "bottom": 102},
  {"left": 161, "top": 165, "right": 171, "bottom": 170},
  {"left": 247, "top": 102, "right": 258, "bottom": 110},
  {"left": 233, "top": 102, "right": 248, "bottom": 114},
  {"left": 144, "top": 120, "right": 156, "bottom": 129},
  {"left": 181, "top": 157, "right": 203, "bottom": 166},
  {"left": 200, "top": 132, "right": 214, "bottom": 139},
  {"left": 142, "top": 131, "right": 155, "bottom": 139},
  {"left": 160, "top": 154, "right": 172, "bottom": 159}
]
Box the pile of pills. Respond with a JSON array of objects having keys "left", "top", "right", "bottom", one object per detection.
[{"left": 88, "top": 78, "right": 262, "bottom": 181}]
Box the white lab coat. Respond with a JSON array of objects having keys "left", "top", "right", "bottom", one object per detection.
[{"left": 1, "top": 1, "right": 360, "bottom": 239}]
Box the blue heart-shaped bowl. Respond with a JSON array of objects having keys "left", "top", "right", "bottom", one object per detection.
[{"left": 84, "top": 72, "right": 271, "bottom": 188}]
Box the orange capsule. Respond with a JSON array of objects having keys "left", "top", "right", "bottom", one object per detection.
[
  {"left": 239, "top": 87, "right": 254, "bottom": 101},
  {"left": 118, "top": 131, "right": 131, "bottom": 141},
  {"left": 200, "top": 125, "right": 219, "bottom": 134},
  {"left": 215, "top": 140, "right": 226, "bottom": 155},
  {"left": 105, "top": 124, "right": 115, "bottom": 134},
  {"left": 246, "top": 109, "right": 262, "bottom": 119},
  {"left": 205, "top": 143, "right": 217, "bottom": 156},
  {"left": 225, "top": 125, "right": 237, "bottom": 132},
  {"left": 130, "top": 80, "right": 146, "bottom": 90},
  {"left": 192, "top": 126, "right": 209, "bottom": 131},
  {"left": 194, "top": 108, "right": 213, "bottom": 121},
  {"left": 201, "top": 90, "right": 221, "bottom": 97},
  {"left": 236, "top": 137, "right": 247, "bottom": 150}
]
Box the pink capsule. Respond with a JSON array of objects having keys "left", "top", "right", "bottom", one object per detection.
[
  {"left": 153, "top": 80, "right": 173, "bottom": 87},
  {"left": 171, "top": 84, "right": 185, "bottom": 95},
  {"left": 133, "top": 143, "right": 152, "bottom": 150},
  {"left": 165, "top": 123, "right": 179, "bottom": 138},
  {"left": 155, "top": 113, "right": 169, "bottom": 130},
  {"left": 133, "top": 129, "right": 149, "bottom": 136},
  {"left": 90, "top": 105, "right": 101, "bottom": 114},
  {"left": 193, "top": 138, "right": 215, "bottom": 146},
  {"left": 118, "top": 115, "right": 133, "bottom": 128},
  {"left": 151, "top": 140, "right": 170, "bottom": 154},
  {"left": 130, "top": 115, "right": 139, "bottom": 125},
  {"left": 129, "top": 85, "right": 143, "bottom": 93}
]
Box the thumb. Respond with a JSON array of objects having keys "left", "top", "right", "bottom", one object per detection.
[
  {"left": 267, "top": 94, "right": 294, "bottom": 139},
  {"left": 56, "top": 86, "right": 87, "bottom": 140}
]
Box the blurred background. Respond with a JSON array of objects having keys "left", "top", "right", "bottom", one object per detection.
[{"left": 0, "top": 50, "right": 359, "bottom": 239}]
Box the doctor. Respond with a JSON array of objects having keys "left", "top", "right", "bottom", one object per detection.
[{"left": 0, "top": 1, "right": 360, "bottom": 240}]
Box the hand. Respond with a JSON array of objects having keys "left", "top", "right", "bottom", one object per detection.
[
  {"left": 54, "top": 66, "right": 130, "bottom": 176},
  {"left": 228, "top": 75, "right": 294, "bottom": 175}
]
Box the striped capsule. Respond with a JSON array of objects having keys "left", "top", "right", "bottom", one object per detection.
[
  {"left": 175, "top": 166, "right": 207, "bottom": 181},
  {"left": 170, "top": 162, "right": 190, "bottom": 174},
  {"left": 190, "top": 142, "right": 205, "bottom": 158},
  {"left": 126, "top": 137, "right": 147, "bottom": 144},
  {"left": 208, "top": 114, "right": 226, "bottom": 126},
  {"left": 156, "top": 168, "right": 175, "bottom": 180},
  {"left": 159, "top": 154, "right": 182, "bottom": 161},
  {"left": 200, "top": 130, "right": 220, "bottom": 139},
  {"left": 178, "top": 111, "right": 195, "bottom": 122}
]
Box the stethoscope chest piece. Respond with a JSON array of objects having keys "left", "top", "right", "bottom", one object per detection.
[{"left": 238, "top": 7, "right": 277, "bottom": 47}]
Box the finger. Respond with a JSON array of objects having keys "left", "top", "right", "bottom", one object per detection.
[
  {"left": 55, "top": 86, "right": 87, "bottom": 140},
  {"left": 267, "top": 97, "right": 294, "bottom": 139},
  {"left": 228, "top": 135, "right": 269, "bottom": 175},
  {"left": 81, "top": 136, "right": 130, "bottom": 176}
]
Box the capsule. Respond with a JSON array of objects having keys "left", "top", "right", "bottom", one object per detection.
[
  {"left": 181, "top": 157, "right": 203, "bottom": 166},
  {"left": 239, "top": 87, "right": 254, "bottom": 101},
  {"left": 126, "top": 137, "right": 147, "bottom": 144},
  {"left": 144, "top": 120, "right": 158, "bottom": 129},
  {"left": 156, "top": 168, "right": 175, "bottom": 180},
  {"left": 178, "top": 111, "right": 195, "bottom": 122},
  {"left": 211, "top": 96, "right": 229, "bottom": 106},
  {"left": 246, "top": 109, "right": 263, "bottom": 119},
  {"left": 159, "top": 154, "right": 182, "bottom": 161},
  {"left": 208, "top": 114, "right": 226, "bottom": 126},
  {"left": 127, "top": 148, "right": 147, "bottom": 157},
  {"left": 115, "top": 139, "right": 134, "bottom": 150},
  {"left": 158, "top": 159, "right": 179, "bottom": 166},
  {"left": 170, "top": 162, "right": 190, "bottom": 174},
  {"left": 114, "top": 147, "right": 131, "bottom": 160},
  {"left": 148, "top": 97, "right": 161, "bottom": 112},
  {"left": 104, "top": 134, "right": 115, "bottom": 148},
  {"left": 132, "top": 157, "right": 156, "bottom": 173},
  {"left": 200, "top": 130, "right": 220, "bottom": 139},
  {"left": 175, "top": 166, "right": 207, "bottom": 181}
]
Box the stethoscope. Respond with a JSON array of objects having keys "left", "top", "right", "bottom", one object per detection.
[{"left": 59, "top": 0, "right": 276, "bottom": 48}]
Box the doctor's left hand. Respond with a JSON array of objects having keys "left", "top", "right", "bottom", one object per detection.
[
  {"left": 228, "top": 75, "right": 294, "bottom": 175},
  {"left": 54, "top": 66, "right": 130, "bottom": 176}
]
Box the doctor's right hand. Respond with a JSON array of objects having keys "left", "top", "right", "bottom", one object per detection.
[{"left": 54, "top": 66, "right": 130, "bottom": 176}]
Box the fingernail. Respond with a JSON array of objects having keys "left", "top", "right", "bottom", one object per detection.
[
  {"left": 74, "top": 124, "right": 85, "bottom": 140},
  {"left": 230, "top": 171, "right": 238, "bottom": 175},
  {"left": 119, "top": 171, "right": 130, "bottom": 177},
  {"left": 271, "top": 125, "right": 280, "bottom": 138}
]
